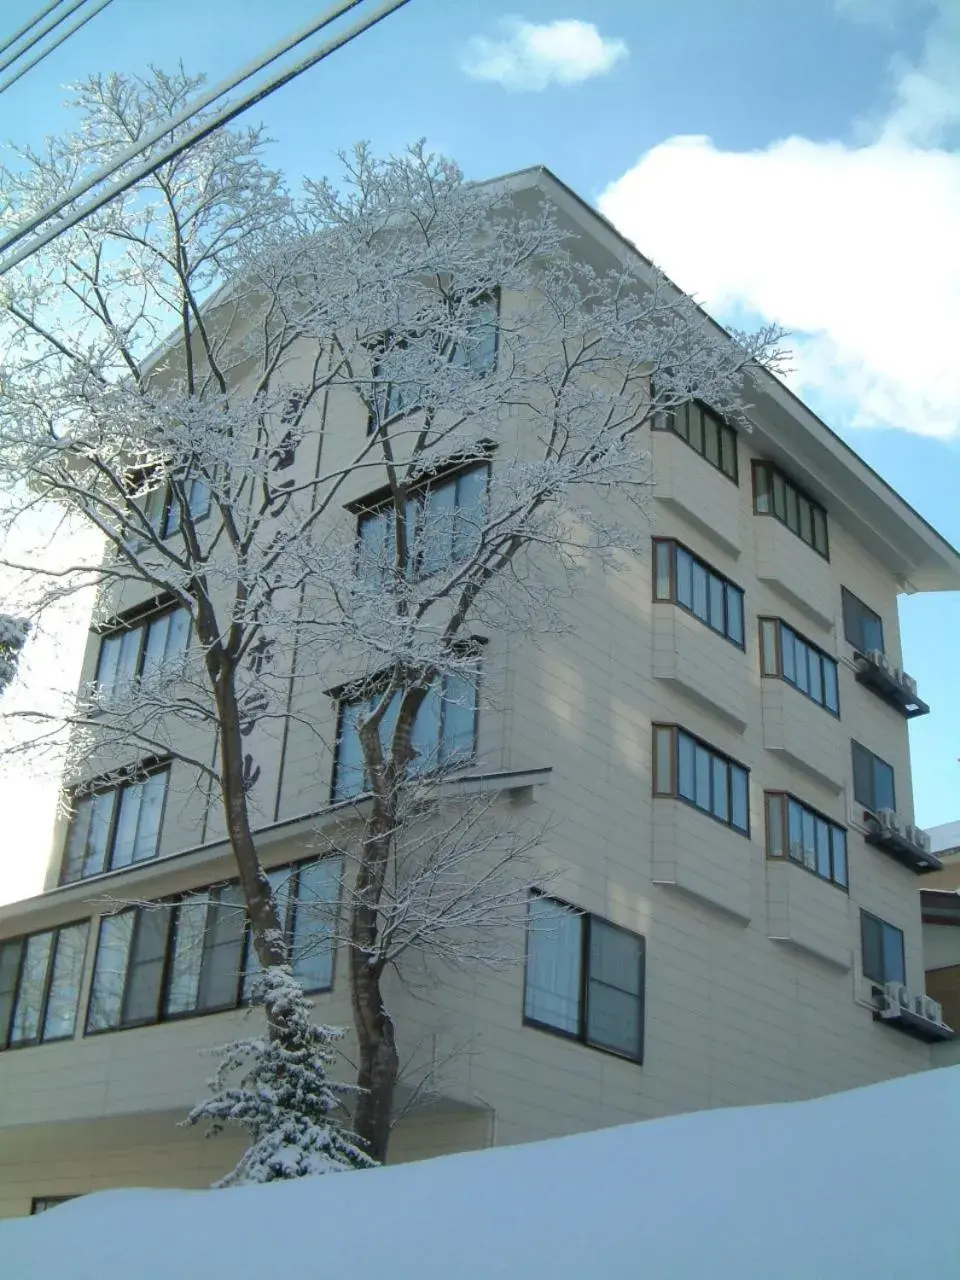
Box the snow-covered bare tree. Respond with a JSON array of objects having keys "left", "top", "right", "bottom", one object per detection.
[
  {"left": 0, "top": 70, "right": 786, "bottom": 1163},
  {"left": 0, "top": 615, "right": 29, "bottom": 695}
]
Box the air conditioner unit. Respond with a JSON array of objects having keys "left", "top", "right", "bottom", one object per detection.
[
  {"left": 880, "top": 981, "right": 911, "bottom": 1019},
  {"left": 898, "top": 670, "right": 919, "bottom": 699},
  {"left": 875, "top": 808, "right": 901, "bottom": 833},
  {"left": 913, "top": 994, "right": 944, "bottom": 1026},
  {"left": 865, "top": 648, "right": 890, "bottom": 674},
  {"left": 905, "top": 824, "right": 932, "bottom": 855}
]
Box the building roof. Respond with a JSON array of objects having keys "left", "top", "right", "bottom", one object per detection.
[{"left": 489, "top": 165, "right": 960, "bottom": 595}]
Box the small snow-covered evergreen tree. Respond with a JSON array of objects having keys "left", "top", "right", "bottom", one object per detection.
[
  {"left": 186, "top": 967, "right": 372, "bottom": 1186},
  {"left": 0, "top": 616, "right": 29, "bottom": 695}
]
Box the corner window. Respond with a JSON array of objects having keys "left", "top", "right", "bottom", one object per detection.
[
  {"left": 85, "top": 858, "right": 341, "bottom": 1035},
  {"left": 841, "top": 588, "right": 884, "bottom": 655},
  {"left": 653, "top": 539, "right": 745, "bottom": 647},
  {"left": 653, "top": 401, "right": 738, "bottom": 482},
  {"left": 851, "top": 741, "right": 896, "bottom": 813},
  {"left": 523, "top": 895, "right": 645, "bottom": 1062},
  {"left": 860, "top": 911, "right": 905, "bottom": 986},
  {"left": 759, "top": 618, "right": 840, "bottom": 714},
  {"left": 752, "top": 461, "right": 828, "bottom": 558},
  {"left": 0, "top": 922, "right": 89, "bottom": 1050},
  {"left": 652, "top": 724, "right": 750, "bottom": 834},
  {"left": 137, "top": 473, "right": 211, "bottom": 540},
  {"left": 95, "top": 598, "right": 191, "bottom": 699},
  {"left": 356, "top": 463, "right": 489, "bottom": 584},
  {"left": 61, "top": 764, "right": 170, "bottom": 884},
  {"left": 765, "top": 793, "right": 848, "bottom": 888},
  {"left": 333, "top": 668, "right": 479, "bottom": 803}
]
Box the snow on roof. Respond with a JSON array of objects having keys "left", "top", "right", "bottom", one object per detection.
[{"left": 3, "top": 1066, "right": 958, "bottom": 1280}]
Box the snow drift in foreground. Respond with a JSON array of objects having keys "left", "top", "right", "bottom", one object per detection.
[{"left": 3, "top": 1066, "right": 958, "bottom": 1280}]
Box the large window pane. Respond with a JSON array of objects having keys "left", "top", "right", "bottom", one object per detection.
[
  {"left": 726, "top": 586, "right": 744, "bottom": 646},
  {"left": 852, "top": 743, "right": 874, "bottom": 809},
  {"left": 694, "top": 744, "right": 712, "bottom": 810},
  {"left": 730, "top": 767, "right": 749, "bottom": 833},
  {"left": 122, "top": 907, "right": 171, "bottom": 1025},
  {"left": 333, "top": 700, "right": 367, "bottom": 802},
  {"left": 420, "top": 480, "right": 457, "bottom": 576},
  {"left": 87, "top": 913, "right": 135, "bottom": 1032},
  {"left": 808, "top": 652, "right": 823, "bottom": 705},
  {"left": 41, "top": 923, "right": 89, "bottom": 1041},
  {"left": 691, "top": 561, "right": 709, "bottom": 622},
  {"left": 292, "top": 859, "right": 341, "bottom": 992},
  {"left": 9, "top": 931, "right": 53, "bottom": 1046},
  {"left": 166, "top": 894, "right": 209, "bottom": 1015},
  {"left": 410, "top": 684, "right": 443, "bottom": 774},
  {"left": 675, "top": 547, "right": 693, "bottom": 610},
  {"left": 708, "top": 574, "right": 725, "bottom": 633},
  {"left": 241, "top": 871, "right": 291, "bottom": 1002},
  {"left": 196, "top": 888, "right": 245, "bottom": 1012},
  {"left": 832, "top": 829, "right": 848, "bottom": 887},
  {"left": 703, "top": 414, "right": 720, "bottom": 467},
  {"left": 720, "top": 426, "right": 737, "bottom": 479},
  {"left": 780, "top": 628, "right": 796, "bottom": 683},
  {"left": 688, "top": 403, "right": 704, "bottom": 452},
  {"left": 815, "top": 819, "right": 831, "bottom": 881},
  {"left": 452, "top": 467, "right": 488, "bottom": 562},
  {"left": 754, "top": 464, "right": 771, "bottom": 513},
  {"left": 823, "top": 661, "right": 839, "bottom": 713},
  {"left": 882, "top": 923, "right": 906, "bottom": 985},
  {"left": 793, "top": 636, "right": 810, "bottom": 694},
  {"left": 586, "top": 921, "right": 643, "bottom": 1059},
  {"left": 653, "top": 726, "right": 673, "bottom": 794},
  {"left": 654, "top": 541, "right": 672, "bottom": 600},
  {"left": 440, "top": 672, "right": 478, "bottom": 765},
  {"left": 788, "top": 799, "right": 804, "bottom": 861},
  {"left": 524, "top": 898, "right": 582, "bottom": 1034},
  {"left": 760, "top": 620, "right": 779, "bottom": 675},
  {"left": 874, "top": 759, "right": 896, "bottom": 812},
  {"left": 0, "top": 939, "right": 24, "bottom": 1047},
  {"left": 861, "top": 913, "right": 883, "bottom": 983},
  {"left": 711, "top": 756, "right": 729, "bottom": 822},
  {"left": 766, "top": 795, "right": 784, "bottom": 857}
]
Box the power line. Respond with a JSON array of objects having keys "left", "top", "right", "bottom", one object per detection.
[
  {"left": 0, "top": 0, "right": 93, "bottom": 77},
  {"left": 0, "top": 0, "right": 71, "bottom": 61},
  {"left": 0, "top": 0, "right": 114, "bottom": 97},
  {"left": 0, "top": 0, "right": 373, "bottom": 259}
]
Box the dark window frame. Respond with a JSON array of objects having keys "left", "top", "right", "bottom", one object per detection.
[
  {"left": 93, "top": 595, "right": 192, "bottom": 695},
  {"left": 652, "top": 538, "right": 746, "bottom": 649},
  {"left": 860, "top": 910, "right": 906, "bottom": 986},
  {"left": 0, "top": 919, "right": 90, "bottom": 1052},
  {"left": 84, "top": 856, "right": 341, "bottom": 1038},
  {"left": 354, "top": 459, "right": 492, "bottom": 584},
  {"left": 764, "top": 791, "right": 849, "bottom": 890},
  {"left": 841, "top": 587, "right": 885, "bottom": 655},
  {"left": 652, "top": 400, "right": 739, "bottom": 483},
  {"left": 59, "top": 760, "right": 171, "bottom": 886},
  {"left": 331, "top": 660, "right": 482, "bottom": 804},
  {"left": 752, "top": 461, "right": 829, "bottom": 559},
  {"left": 758, "top": 617, "right": 840, "bottom": 715},
  {"left": 31, "top": 1196, "right": 78, "bottom": 1214},
  {"left": 851, "top": 740, "right": 897, "bottom": 814},
  {"left": 652, "top": 724, "right": 750, "bottom": 835},
  {"left": 367, "top": 291, "right": 501, "bottom": 435},
  {"left": 522, "top": 892, "right": 645, "bottom": 1064},
  {"left": 127, "top": 466, "right": 212, "bottom": 543}
]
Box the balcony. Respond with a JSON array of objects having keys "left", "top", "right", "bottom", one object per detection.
[
  {"left": 765, "top": 858, "right": 851, "bottom": 971},
  {"left": 754, "top": 518, "right": 834, "bottom": 633},
  {"left": 760, "top": 681, "right": 844, "bottom": 794},
  {"left": 652, "top": 798, "right": 752, "bottom": 923},
  {"left": 853, "top": 651, "right": 929, "bottom": 718},
  {"left": 652, "top": 607, "right": 748, "bottom": 732},
  {"left": 863, "top": 810, "right": 941, "bottom": 874},
  {"left": 651, "top": 429, "right": 741, "bottom": 559}
]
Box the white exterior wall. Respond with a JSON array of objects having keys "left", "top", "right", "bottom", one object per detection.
[{"left": 0, "top": 279, "right": 945, "bottom": 1214}]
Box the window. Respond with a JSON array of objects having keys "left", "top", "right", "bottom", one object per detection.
[
  {"left": 860, "top": 911, "right": 905, "bottom": 986},
  {"left": 85, "top": 858, "right": 340, "bottom": 1034},
  {"left": 652, "top": 725, "right": 750, "bottom": 834},
  {"left": 851, "top": 741, "right": 896, "bottom": 813},
  {"left": 523, "top": 895, "right": 644, "bottom": 1062},
  {"left": 653, "top": 401, "right": 738, "bottom": 482},
  {"left": 138, "top": 473, "right": 211, "bottom": 540},
  {"left": 759, "top": 618, "right": 840, "bottom": 714},
  {"left": 0, "top": 922, "right": 89, "bottom": 1050},
  {"left": 765, "top": 793, "right": 848, "bottom": 888},
  {"left": 752, "top": 461, "right": 828, "bottom": 558},
  {"left": 841, "top": 587, "right": 884, "bottom": 655},
  {"left": 61, "top": 764, "right": 169, "bottom": 884},
  {"left": 357, "top": 463, "right": 489, "bottom": 584},
  {"left": 370, "top": 295, "right": 499, "bottom": 430},
  {"left": 653, "top": 539, "right": 745, "bottom": 647},
  {"left": 333, "top": 668, "right": 479, "bottom": 803},
  {"left": 95, "top": 598, "right": 191, "bottom": 699},
  {"left": 31, "top": 1197, "right": 78, "bottom": 1214}
]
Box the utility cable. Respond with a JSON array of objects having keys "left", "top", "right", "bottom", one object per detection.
[
  {"left": 0, "top": 0, "right": 113, "bottom": 97},
  {"left": 0, "top": 0, "right": 70, "bottom": 61},
  {"left": 0, "top": 0, "right": 93, "bottom": 78}
]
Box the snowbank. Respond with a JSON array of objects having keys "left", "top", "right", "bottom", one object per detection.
[{"left": 3, "top": 1066, "right": 958, "bottom": 1279}]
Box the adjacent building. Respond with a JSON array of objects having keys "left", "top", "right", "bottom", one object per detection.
[{"left": 1, "top": 168, "right": 956, "bottom": 1217}]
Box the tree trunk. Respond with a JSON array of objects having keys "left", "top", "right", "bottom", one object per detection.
[{"left": 349, "top": 814, "right": 400, "bottom": 1162}]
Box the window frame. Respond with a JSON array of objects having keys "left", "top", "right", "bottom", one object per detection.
[
  {"left": 84, "top": 856, "right": 341, "bottom": 1037},
  {"left": 841, "top": 587, "right": 885, "bottom": 656},
  {"left": 652, "top": 538, "right": 745, "bottom": 649},
  {"left": 758, "top": 617, "right": 840, "bottom": 715},
  {"left": 764, "top": 792, "right": 849, "bottom": 890},
  {"left": 652, "top": 724, "right": 750, "bottom": 835},
  {"left": 354, "top": 459, "right": 492, "bottom": 585},
  {"left": 93, "top": 595, "right": 192, "bottom": 697},
  {"left": 31, "top": 1196, "right": 78, "bottom": 1214},
  {"left": 0, "top": 920, "right": 90, "bottom": 1051},
  {"left": 752, "top": 461, "right": 829, "bottom": 559},
  {"left": 522, "top": 892, "right": 645, "bottom": 1064},
  {"left": 331, "top": 661, "right": 481, "bottom": 804},
  {"left": 851, "top": 740, "right": 897, "bottom": 814},
  {"left": 652, "top": 400, "right": 739, "bottom": 483},
  {"left": 860, "top": 910, "right": 906, "bottom": 987},
  {"left": 60, "top": 761, "right": 171, "bottom": 886}
]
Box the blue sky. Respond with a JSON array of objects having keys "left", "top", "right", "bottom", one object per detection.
[{"left": 3, "top": 0, "right": 958, "bottom": 824}]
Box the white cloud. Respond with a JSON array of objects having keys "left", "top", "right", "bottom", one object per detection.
[
  {"left": 597, "top": 5, "right": 960, "bottom": 438},
  {"left": 462, "top": 18, "right": 627, "bottom": 92}
]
